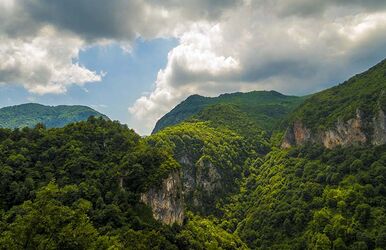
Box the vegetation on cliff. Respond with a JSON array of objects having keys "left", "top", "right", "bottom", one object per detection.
[
  {"left": 222, "top": 144, "right": 386, "bottom": 249},
  {"left": 1, "top": 59, "right": 385, "bottom": 249},
  {"left": 288, "top": 59, "right": 386, "bottom": 131},
  {"left": 0, "top": 118, "right": 180, "bottom": 248}
]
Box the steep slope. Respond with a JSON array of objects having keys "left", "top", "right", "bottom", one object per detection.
[
  {"left": 283, "top": 59, "right": 386, "bottom": 148},
  {"left": 145, "top": 94, "right": 280, "bottom": 219},
  {"left": 223, "top": 144, "right": 386, "bottom": 249},
  {"left": 146, "top": 121, "right": 263, "bottom": 217},
  {"left": 0, "top": 117, "right": 181, "bottom": 248},
  {"left": 153, "top": 90, "right": 306, "bottom": 134},
  {"left": 141, "top": 59, "right": 386, "bottom": 250},
  {"left": 0, "top": 103, "right": 108, "bottom": 128},
  {"left": 0, "top": 117, "right": 245, "bottom": 249}
]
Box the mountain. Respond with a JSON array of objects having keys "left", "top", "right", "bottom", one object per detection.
[
  {"left": 0, "top": 103, "right": 109, "bottom": 128},
  {"left": 143, "top": 59, "right": 386, "bottom": 249},
  {"left": 152, "top": 90, "right": 306, "bottom": 134},
  {"left": 1, "top": 59, "right": 386, "bottom": 249},
  {"left": 282, "top": 59, "right": 386, "bottom": 148}
]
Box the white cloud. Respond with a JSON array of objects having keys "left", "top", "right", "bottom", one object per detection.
[
  {"left": 1, "top": 0, "right": 386, "bottom": 134},
  {"left": 0, "top": 0, "right": 237, "bottom": 96},
  {"left": 130, "top": 1, "right": 386, "bottom": 134},
  {"left": 0, "top": 26, "right": 102, "bottom": 94},
  {"left": 129, "top": 23, "right": 241, "bottom": 133}
]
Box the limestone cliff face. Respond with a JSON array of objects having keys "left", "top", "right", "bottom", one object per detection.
[
  {"left": 373, "top": 109, "right": 386, "bottom": 145},
  {"left": 281, "top": 120, "right": 311, "bottom": 148},
  {"left": 282, "top": 109, "right": 386, "bottom": 149},
  {"left": 140, "top": 170, "right": 184, "bottom": 225},
  {"left": 178, "top": 155, "right": 222, "bottom": 211},
  {"left": 141, "top": 152, "right": 230, "bottom": 224},
  {"left": 178, "top": 153, "right": 222, "bottom": 210},
  {"left": 321, "top": 109, "right": 368, "bottom": 148}
]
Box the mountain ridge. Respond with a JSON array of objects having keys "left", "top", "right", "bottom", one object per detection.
[
  {"left": 153, "top": 90, "right": 306, "bottom": 134},
  {"left": 0, "top": 103, "right": 108, "bottom": 129},
  {"left": 1, "top": 59, "right": 386, "bottom": 249},
  {"left": 282, "top": 58, "right": 386, "bottom": 148},
  {"left": 141, "top": 58, "right": 386, "bottom": 249}
]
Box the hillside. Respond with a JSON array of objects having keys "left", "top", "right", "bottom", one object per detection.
[
  {"left": 153, "top": 90, "right": 306, "bottom": 134},
  {"left": 0, "top": 103, "right": 108, "bottom": 128},
  {"left": 289, "top": 59, "right": 386, "bottom": 129},
  {"left": 224, "top": 144, "right": 386, "bottom": 249},
  {"left": 145, "top": 59, "right": 386, "bottom": 249},
  {"left": 0, "top": 59, "right": 385, "bottom": 249},
  {"left": 283, "top": 59, "right": 386, "bottom": 148},
  {"left": 0, "top": 117, "right": 246, "bottom": 249}
]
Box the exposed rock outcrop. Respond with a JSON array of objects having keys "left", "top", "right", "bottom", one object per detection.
[
  {"left": 321, "top": 109, "right": 367, "bottom": 148},
  {"left": 141, "top": 170, "right": 184, "bottom": 225},
  {"left": 373, "top": 109, "right": 386, "bottom": 145},
  {"left": 179, "top": 154, "right": 222, "bottom": 211},
  {"left": 281, "top": 120, "right": 311, "bottom": 148},
  {"left": 282, "top": 109, "right": 386, "bottom": 149},
  {"left": 141, "top": 152, "right": 231, "bottom": 224}
]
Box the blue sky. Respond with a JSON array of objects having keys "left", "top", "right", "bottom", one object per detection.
[{"left": 0, "top": 38, "right": 177, "bottom": 129}]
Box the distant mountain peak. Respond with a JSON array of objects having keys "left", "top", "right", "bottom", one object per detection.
[
  {"left": 152, "top": 90, "right": 305, "bottom": 134},
  {"left": 0, "top": 103, "right": 109, "bottom": 129}
]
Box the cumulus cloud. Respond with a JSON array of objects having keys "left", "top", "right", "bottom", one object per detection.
[
  {"left": 0, "top": 0, "right": 236, "bottom": 95},
  {"left": 129, "top": 0, "right": 386, "bottom": 134},
  {"left": 274, "top": 0, "right": 386, "bottom": 17},
  {"left": 0, "top": 26, "right": 103, "bottom": 94},
  {"left": 1, "top": 0, "right": 386, "bottom": 134},
  {"left": 129, "top": 23, "right": 241, "bottom": 131}
]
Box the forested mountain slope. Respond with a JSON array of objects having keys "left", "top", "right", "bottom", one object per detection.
[
  {"left": 0, "top": 103, "right": 108, "bottom": 129},
  {"left": 145, "top": 59, "right": 386, "bottom": 249},
  {"left": 1, "top": 59, "right": 385, "bottom": 250},
  {"left": 153, "top": 90, "right": 306, "bottom": 134},
  {"left": 0, "top": 118, "right": 246, "bottom": 249},
  {"left": 224, "top": 144, "right": 386, "bottom": 249},
  {"left": 283, "top": 59, "right": 386, "bottom": 148}
]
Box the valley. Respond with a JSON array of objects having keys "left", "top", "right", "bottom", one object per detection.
[{"left": 0, "top": 60, "right": 385, "bottom": 249}]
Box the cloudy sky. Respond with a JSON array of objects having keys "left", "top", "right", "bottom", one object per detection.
[{"left": 1, "top": 0, "right": 386, "bottom": 134}]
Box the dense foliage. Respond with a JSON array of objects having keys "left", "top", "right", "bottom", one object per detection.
[
  {"left": 148, "top": 121, "right": 261, "bottom": 215},
  {"left": 176, "top": 212, "right": 247, "bottom": 250},
  {"left": 0, "top": 103, "right": 108, "bottom": 129},
  {"left": 221, "top": 144, "right": 386, "bottom": 249},
  {"left": 0, "top": 118, "right": 183, "bottom": 249},
  {"left": 0, "top": 117, "right": 254, "bottom": 249},
  {"left": 153, "top": 90, "right": 306, "bottom": 134},
  {"left": 1, "top": 60, "right": 386, "bottom": 249},
  {"left": 192, "top": 104, "right": 268, "bottom": 141}
]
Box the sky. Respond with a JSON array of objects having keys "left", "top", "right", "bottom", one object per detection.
[{"left": 1, "top": 0, "right": 386, "bottom": 135}]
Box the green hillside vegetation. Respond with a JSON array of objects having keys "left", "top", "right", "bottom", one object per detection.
[
  {"left": 0, "top": 118, "right": 178, "bottom": 248},
  {"left": 0, "top": 117, "right": 249, "bottom": 249},
  {"left": 1, "top": 59, "right": 385, "bottom": 249},
  {"left": 148, "top": 120, "right": 266, "bottom": 215},
  {"left": 153, "top": 90, "right": 306, "bottom": 134},
  {"left": 192, "top": 104, "right": 267, "bottom": 139},
  {"left": 220, "top": 144, "right": 386, "bottom": 249},
  {"left": 0, "top": 103, "right": 108, "bottom": 129},
  {"left": 289, "top": 59, "right": 386, "bottom": 130},
  {"left": 145, "top": 59, "right": 386, "bottom": 249}
]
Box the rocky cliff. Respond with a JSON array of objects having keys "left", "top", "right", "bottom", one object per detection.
[
  {"left": 140, "top": 155, "right": 225, "bottom": 224},
  {"left": 373, "top": 109, "right": 386, "bottom": 145},
  {"left": 142, "top": 125, "right": 246, "bottom": 224},
  {"left": 140, "top": 170, "right": 184, "bottom": 225},
  {"left": 178, "top": 154, "right": 222, "bottom": 211},
  {"left": 282, "top": 109, "right": 386, "bottom": 149}
]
